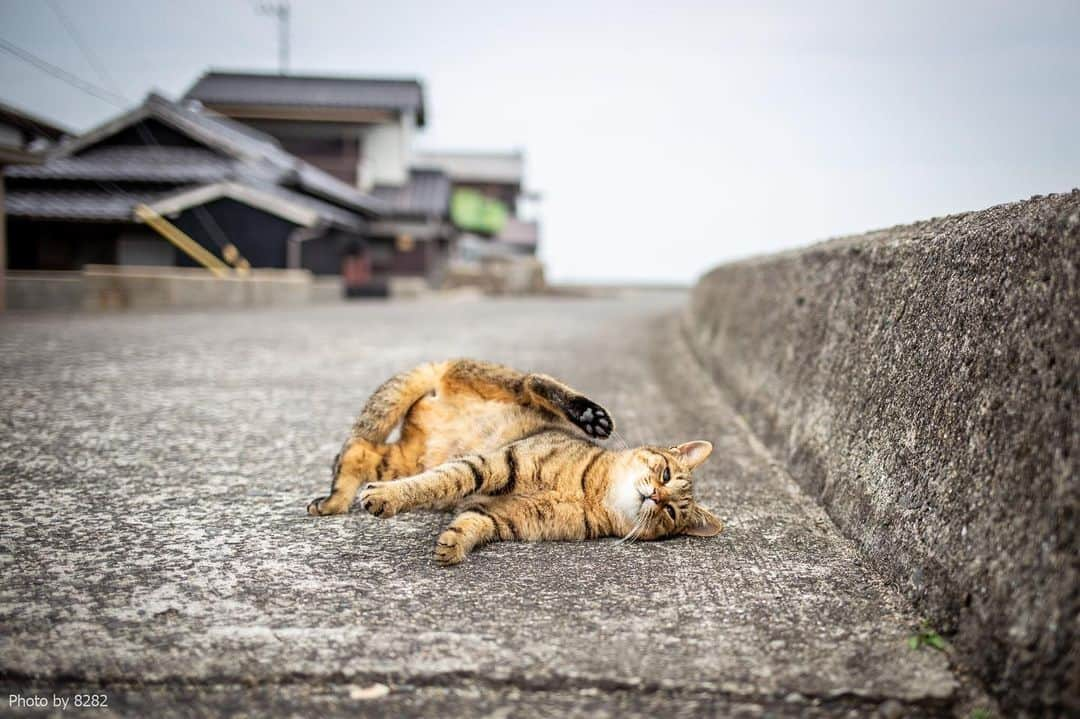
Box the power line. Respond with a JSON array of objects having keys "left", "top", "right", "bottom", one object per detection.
[
  {"left": 46, "top": 0, "right": 126, "bottom": 100},
  {"left": 0, "top": 35, "right": 127, "bottom": 108}
]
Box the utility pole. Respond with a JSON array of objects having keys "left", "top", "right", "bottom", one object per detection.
[{"left": 256, "top": 1, "right": 290, "bottom": 74}]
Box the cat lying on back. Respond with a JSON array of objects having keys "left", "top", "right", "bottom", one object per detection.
[{"left": 308, "top": 359, "right": 723, "bottom": 564}]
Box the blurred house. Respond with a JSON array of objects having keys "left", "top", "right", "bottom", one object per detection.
[
  {"left": 0, "top": 101, "right": 71, "bottom": 311},
  {"left": 414, "top": 150, "right": 540, "bottom": 258},
  {"left": 4, "top": 92, "right": 378, "bottom": 276},
  {"left": 415, "top": 150, "right": 543, "bottom": 293},
  {"left": 4, "top": 72, "right": 543, "bottom": 301},
  {"left": 184, "top": 71, "right": 455, "bottom": 295}
]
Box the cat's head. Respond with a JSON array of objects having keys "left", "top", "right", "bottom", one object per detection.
[{"left": 609, "top": 440, "right": 723, "bottom": 540}]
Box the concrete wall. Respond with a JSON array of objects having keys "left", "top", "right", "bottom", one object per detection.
[
  {"left": 6, "top": 266, "right": 332, "bottom": 311},
  {"left": 685, "top": 191, "right": 1078, "bottom": 715},
  {"left": 6, "top": 271, "right": 85, "bottom": 311}
]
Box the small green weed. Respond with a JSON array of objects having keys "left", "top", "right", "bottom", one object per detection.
[{"left": 907, "top": 622, "right": 948, "bottom": 652}]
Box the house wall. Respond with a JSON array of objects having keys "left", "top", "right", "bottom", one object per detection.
[
  {"left": 6, "top": 219, "right": 124, "bottom": 270},
  {"left": 301, "top": 230, "right": 354, "bottom": 276},
  {"left": 358, "top": 112, "right": 414, "bottom": 190},
  {"left": 117, "top": 232, "right": 174, "bottom": 266},
  {"left": 277, "top": 134, "right": 360, "bottom": 185},
  {"left": 172, "top": 197, "right": 295, "bottom": 270}
]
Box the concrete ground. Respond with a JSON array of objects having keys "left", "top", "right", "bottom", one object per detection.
[{"left": 0, "top": 296, "right": 986, "bottom": 717}]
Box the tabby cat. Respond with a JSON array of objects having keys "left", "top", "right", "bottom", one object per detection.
[{"left": 307, "top": 359, "right": 723, "bottom": 564}]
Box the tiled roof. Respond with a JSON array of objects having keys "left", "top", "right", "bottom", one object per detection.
[
  {"left": 6, "top": 188, "right": 164, "bottom": 221},
  {"left": 50, "top": 93, "right": 383, "bottom": 218},
  {"left": 184, "top": 71, "right": 425, "bottom": 125},
  {"left": 413, "top": 151, "right": 523, "bottom": 185},
  {"left": 5, "top": 146, "right": 231, "bottom": 183},
  {"left": 5, "top": 92, "right": 386, "bottom": 231},
  {"left": 371, "top": 169, "right": 451, "bottom": 219}
]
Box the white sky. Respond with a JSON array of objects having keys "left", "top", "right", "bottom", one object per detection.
[{"left": 1, "top": 0, "right": 1078, "bottom": 284}]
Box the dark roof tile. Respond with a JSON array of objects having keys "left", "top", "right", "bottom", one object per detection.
[
  {"left": 6, "top": 188, "right": 163, "bottom": 221},
  {"left": 371, "top": 169, "right": 450, "bottom": 219},
  {"left": 5, "top": 146, "right": 231, "bottom": 183}
]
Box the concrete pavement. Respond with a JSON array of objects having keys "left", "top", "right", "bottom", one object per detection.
[{"left": 0, "top": 296, "right": 983, "bottom": 716}]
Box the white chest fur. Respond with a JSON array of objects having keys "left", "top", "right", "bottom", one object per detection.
[{"left": 605, "top": 461, "right": 646, "bottom": 528}]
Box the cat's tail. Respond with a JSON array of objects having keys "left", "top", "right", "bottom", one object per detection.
[{"left": 350, "top": 361, "right": 446, "bottom": 443}]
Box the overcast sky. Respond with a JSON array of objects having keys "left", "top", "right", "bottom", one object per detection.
[{"left": 1, "top": 0, "right": 1077, "bottom": 283}]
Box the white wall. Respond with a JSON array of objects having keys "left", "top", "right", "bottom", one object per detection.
[
  {"left": 357, "top": 111, "right": 415, "bottom": 190},
  {"left": 117, "top": 234, "right": 175, "bottom": 266}
]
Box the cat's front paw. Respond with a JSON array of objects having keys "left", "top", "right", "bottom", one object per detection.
[
  {"left": 434, "top": 529, "right": 467, "bottom": 565},
  {"left": 566, "top": 397, "right": 614, "bottom": 439},
  {"left": 358, "top": 483, "right": 400, "bottom": 518}
]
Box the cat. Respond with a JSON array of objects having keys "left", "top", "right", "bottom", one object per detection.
[{"left": 307, "top": 359, "right": 723, "bottom": 564}]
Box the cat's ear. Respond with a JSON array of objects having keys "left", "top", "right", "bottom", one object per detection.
[
  {"left": 683, "top": 505, "right": 724, "bottom": 537},
  {"left": 672, "top": 440, "right": 712, "bottom": 469}
]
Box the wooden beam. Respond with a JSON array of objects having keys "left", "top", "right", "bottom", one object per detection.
[{"left": 133, "top": 204, "right": 230, "bottom": 278}]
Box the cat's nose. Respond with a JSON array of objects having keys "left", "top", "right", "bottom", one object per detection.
[{"left": 650, "top": 489, "right": 661, "bottom": 503}]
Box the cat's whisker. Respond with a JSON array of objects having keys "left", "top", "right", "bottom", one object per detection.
[
  {"left": 615, "top": 511, "right": 649, "bottom": 545},
  {"left": 609, "top": 428, "right": 631, "bottom": 450}
]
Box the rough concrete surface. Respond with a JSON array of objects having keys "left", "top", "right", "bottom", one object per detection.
[
  {"left": 687, "top": 192, "right": 1079, "bottom": 716},
  {"left": 1, "top": 296, "right": 984, "bottom": 716}
]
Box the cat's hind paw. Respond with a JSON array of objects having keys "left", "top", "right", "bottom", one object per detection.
[
  {"left": 358, "top": 483, "right": 400, "bottom": 518},
  {"left": 307, "top": 496, "right": 348, "bottom": 516},
  {"left": 434, "top": 529, "right": 467, "bottom": 565},
  {"left": 566, "top": 397, "right": 614, "bottom": 439}
]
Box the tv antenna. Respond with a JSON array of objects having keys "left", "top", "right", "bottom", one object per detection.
[{"left": 255, "top": 1, "right": 290, "bottom": 74}]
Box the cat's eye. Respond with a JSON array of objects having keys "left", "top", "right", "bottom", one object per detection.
[
  {"left": 664, "top": 504, "right": 677, "bottom": 521},
  {"left": 662, "top": 467, "right": 671, "bottom": 484}
]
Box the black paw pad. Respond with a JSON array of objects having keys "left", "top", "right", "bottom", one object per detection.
[{"left": 567, "top": 397, "right": 614, "bottom": 438}]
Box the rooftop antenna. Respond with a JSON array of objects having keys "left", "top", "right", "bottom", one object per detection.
[{"left": 255, "top": 1, "right": 290, "bottom": 74}]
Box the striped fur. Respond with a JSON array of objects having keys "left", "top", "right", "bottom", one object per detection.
[{"left": 307, "top": 359, "right": 722, "bottom": 564}]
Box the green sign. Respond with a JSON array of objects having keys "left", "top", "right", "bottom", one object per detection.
[{"left": 451, "top": 189, "right": 508, "bottom": 236}]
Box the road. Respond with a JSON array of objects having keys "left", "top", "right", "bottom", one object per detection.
[{"left": 0, "top": 295, "right": 968, "bottom": 716}]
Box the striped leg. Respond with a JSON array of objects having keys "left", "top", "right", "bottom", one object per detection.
[
  {"left": 308, "top": 440, "right": 414, "bottom": 516},
  {"left": 308, "top": 438, "right": 386, "bottom": 516},
  {"left": 357, "top": 450, "right": 514, "bottom": 518},
  {"left": 524, "top": 374, "right": 614, "bottom": 439},
  {"left": 442, "top": 360, "right": 614, "bottom": 440},
  {"left": 434, "top": 494, "right": 596, "bottom": 565}
]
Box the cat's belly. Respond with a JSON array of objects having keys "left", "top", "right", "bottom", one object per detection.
[{"left": 408, "top": 395, "right": 547, "bottom": 468}]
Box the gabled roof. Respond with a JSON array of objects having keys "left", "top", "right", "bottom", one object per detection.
[
  {"left": 413, "top": 150, "right": 523, "bottom": 185},
  {"left": 184, "top": 71, "right": 426, "bottom": 126},
  {"left": 43, "top": 93, "right": 383, "bottom": 218},
  {"left": 371, "top": 169, "right": 451, "bottom": 219},
  {"left": 0, "top": 100, "right": 70, "bottom": 141},
  {"left": 146, "top": 181, "right": 364, "bottom": 232}
]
